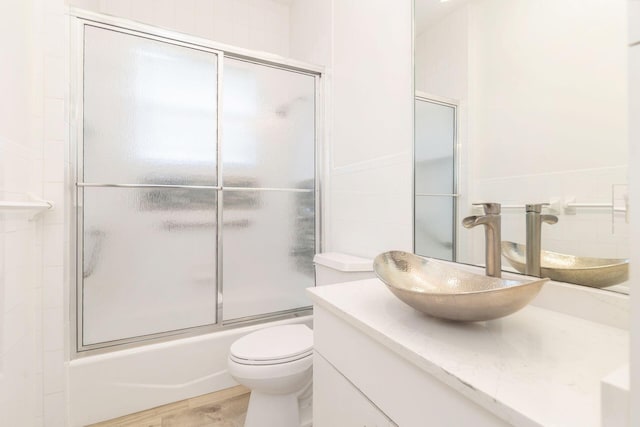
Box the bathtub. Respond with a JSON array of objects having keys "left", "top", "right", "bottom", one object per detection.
[{"left": 69, "top": 315, "right": 313, "bottom": 426}]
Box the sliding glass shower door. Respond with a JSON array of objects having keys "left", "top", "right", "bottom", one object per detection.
[
  {"left": 221, "top": 58, "right": 316, "bottom": 321},
  {"left": 80, "top": 26, "right": 220, "bottom": 346},
  {"left": 76, "top": 22, "right": 318, "bottom": 352}
]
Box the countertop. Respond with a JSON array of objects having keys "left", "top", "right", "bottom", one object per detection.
[{"left": 307, "top": 279, "right": 629, "bottom": 427}]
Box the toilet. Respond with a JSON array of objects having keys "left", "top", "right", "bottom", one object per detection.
[{"left": 227, "top": 252, "right": 374, "bottom": 427}]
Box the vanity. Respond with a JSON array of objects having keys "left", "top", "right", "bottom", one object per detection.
[{"left": 307, "top": 267, "right": 629, "bottom": 427}]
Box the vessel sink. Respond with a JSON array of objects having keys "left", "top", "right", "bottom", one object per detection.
[
  {"left": 501, "top": 241, "right": 629, "bottom": 288},
  {"left": 373, "top": 251, "right": 548, "bottom": 322}
]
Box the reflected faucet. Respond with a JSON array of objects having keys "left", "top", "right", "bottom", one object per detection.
[
  {"left": 525, "top": 203, "right": 558, "bottom": 277},
  {"left": 463, "top": 203, "right": 502, "bottom": 278}
]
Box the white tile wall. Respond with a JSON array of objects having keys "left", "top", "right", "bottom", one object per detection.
[
  {"left": 462, "top": 166, "right": 631, "bottom": 276},
  {"left": 289, "top": 0, "right": 331, "bottom": 65},
  {"left": 42, "top": 0, "right": 67, "bottom": 419},
  {"left": 0, "top": 0, "right": 52, "bottom": 425},
  {"left": 327, "top": 0, "right": 413, "bottom": 258},
  {"left": 415, "top": 5, "right": 468, "bottom": 101},
  {"left": 329, "top": 153, "right": 413, "bottom": 258},
  {"left": 69, "top": 0, "right": 292, "bottom": 57}
]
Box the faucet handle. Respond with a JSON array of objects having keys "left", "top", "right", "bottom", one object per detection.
[
  {"left": 472, "top": 202, "right": 501, "bottom": 214},
  {"left": 525, "top": 203, "right": 549, "bottom": 213}
]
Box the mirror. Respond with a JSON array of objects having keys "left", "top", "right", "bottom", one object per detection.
[{"left": 413, "top": 0, "right": 629, "bottom": 292}]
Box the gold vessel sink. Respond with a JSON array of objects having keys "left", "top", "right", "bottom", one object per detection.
[
  {"left": 501, "top": 241, "right": 629, "bottom": 288},
  {"left": 373, "top": 251, "right": 548, "bottom": 322}
]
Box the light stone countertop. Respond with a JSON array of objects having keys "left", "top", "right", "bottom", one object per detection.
[{"left": 307, "top": 279, "right": 629, "bottom": 427}]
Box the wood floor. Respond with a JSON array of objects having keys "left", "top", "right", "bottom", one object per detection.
[{"left": 88, "top": 385, "right": 251, "bottom": 427}]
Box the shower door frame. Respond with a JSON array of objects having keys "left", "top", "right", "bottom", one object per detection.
[
  {"left": 412, "top": 91, "right": 460, "bottom": 261},
  {"left": 69, "top": 9, "right": 325, "bottom": 357}
]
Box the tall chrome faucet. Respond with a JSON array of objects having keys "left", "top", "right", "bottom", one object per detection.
[
  {"left": 525, "top": 203, "right": 558, "bottom": 277},
  {"left": 463, "top": 203, "right": 502, "bottom": 278}
]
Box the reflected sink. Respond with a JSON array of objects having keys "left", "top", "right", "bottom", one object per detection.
[
  {"left": 501, "top": 241, "right": 629, "bottom": 288},
  {"left": 373, "top": 251, "right": 548, "bottom": 322}
]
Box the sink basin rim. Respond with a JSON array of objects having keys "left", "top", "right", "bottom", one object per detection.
[
  {"left": 373, "top": 251, "right": 548, "bottom": 322},
  {"left": 501, "top": 241, "right": 629, "bottom": 288}
]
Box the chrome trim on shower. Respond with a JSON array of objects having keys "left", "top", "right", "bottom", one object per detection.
[
  {"left": 76, "top": 183, "right": 222, "bottom": 190},
  {"left": 74, "top": 308, "right": 314, "bottom": 359},
  {"left": 223, "top": 187, "right": 314, "bottom": 192},
  {"left": 216, "top": 52, "right": 225, "bottom": 328}
]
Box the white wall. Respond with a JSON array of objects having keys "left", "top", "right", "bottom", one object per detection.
[
  {"left": 289, "top": 0, "right": 331, "bottom": 66},
  {"left": 328, "top": 0, "right": 413, "bottom": 259},
  {"left": 628, "top": 0, "right": 640, "bottom": 423},
  {"left": 415, "top": 6, "right": 468, "bottom": 101},
  {"left": 69, "top": 0, "right": 292, "bottom": 57},
  {"left": 0, "top": 1, "right": 41, "bottom": 425},
  {"left": 469, "top": 0, "right": 627, "bottom": 178},
  {"left": 0, "top": 0, "right": 67, "bottom": 426}
]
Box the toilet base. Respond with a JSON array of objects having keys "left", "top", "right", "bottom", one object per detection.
[
  {"left": 298, "top": 380, "right": 313, "bottom": 427},
  {"left": 244, "top": 391, "right": 300, "bottom": 427}
]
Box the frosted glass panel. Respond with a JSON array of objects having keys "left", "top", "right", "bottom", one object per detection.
[
  {"left": 83, "top": 26, "right": 218, "bottom": 185},
  {"left": 415, "top": 196, "right": 454, "bottom": 261},
  {"left": 415, "top": 100, "right": 455, "bottom": 194},
  {"left": 223, "top": 58, "right": 315, "bottom": 189},
  {"left": 82, "top": 187, "right": 217, "bottom": 345},
  {"left": 222, "top": 190, "right": 315, "bottom": 320}
]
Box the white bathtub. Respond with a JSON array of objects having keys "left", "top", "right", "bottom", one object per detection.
[{"left": 69, "top": 315, "right": 313, "bottom": 426}]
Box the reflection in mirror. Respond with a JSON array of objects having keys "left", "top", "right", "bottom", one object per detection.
[
  {"left": 414, "top": 0, "right": 629, "bottom": 292},
  {"left": 414, "top": 95, "right": 457, "bottom": 261}
]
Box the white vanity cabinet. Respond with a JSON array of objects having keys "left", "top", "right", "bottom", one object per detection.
[
  {"left": 312, "top": 304, "right": 507, "bottom": 427},
  {"left": 314, "top": 353, "right": 396, "bottom": 427},
  {"left": 309, "top": 279, "right": 629, "bottom": 427}
]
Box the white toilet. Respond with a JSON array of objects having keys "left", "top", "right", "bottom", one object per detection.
[{"left": 227, "top": 252, "right": 374, "bottom": 427}]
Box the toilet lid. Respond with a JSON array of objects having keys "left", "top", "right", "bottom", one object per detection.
[{"left": 230, "top": 324, "right": 313, "bottom": 364}]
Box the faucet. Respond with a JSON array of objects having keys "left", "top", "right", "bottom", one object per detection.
[
  {"left": 463, "top": 203, "right": 502, "bottom": 278},
  {"left": 525, "top": 203, "right": 558, "bottom": 277}
]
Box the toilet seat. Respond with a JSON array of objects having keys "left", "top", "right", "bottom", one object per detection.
[{"left": 230, "top": 324, "right": 313, "bottom": 366}]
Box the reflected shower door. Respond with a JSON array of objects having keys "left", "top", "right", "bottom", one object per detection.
[
  {"left": 414, "top": 97, "right": 457, "bottom": 261},
  {"left": 81, "top": 25, "right": 219, "bottom": 346},
  {"left": 222, "top": 58, "right": 316, "bottom": 321}
]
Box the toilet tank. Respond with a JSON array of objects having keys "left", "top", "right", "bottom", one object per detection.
[{"left": 313, "top": 252, "right": 375, "bottom": 286}]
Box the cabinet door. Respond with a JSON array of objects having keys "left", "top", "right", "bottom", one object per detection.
[{"left": 314, "top": 352, "right": 397, "bottom": 427}]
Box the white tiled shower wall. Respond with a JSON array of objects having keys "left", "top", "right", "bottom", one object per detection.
[{"left": 1, "top": 0, "right": 67, "bottom": 426}]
